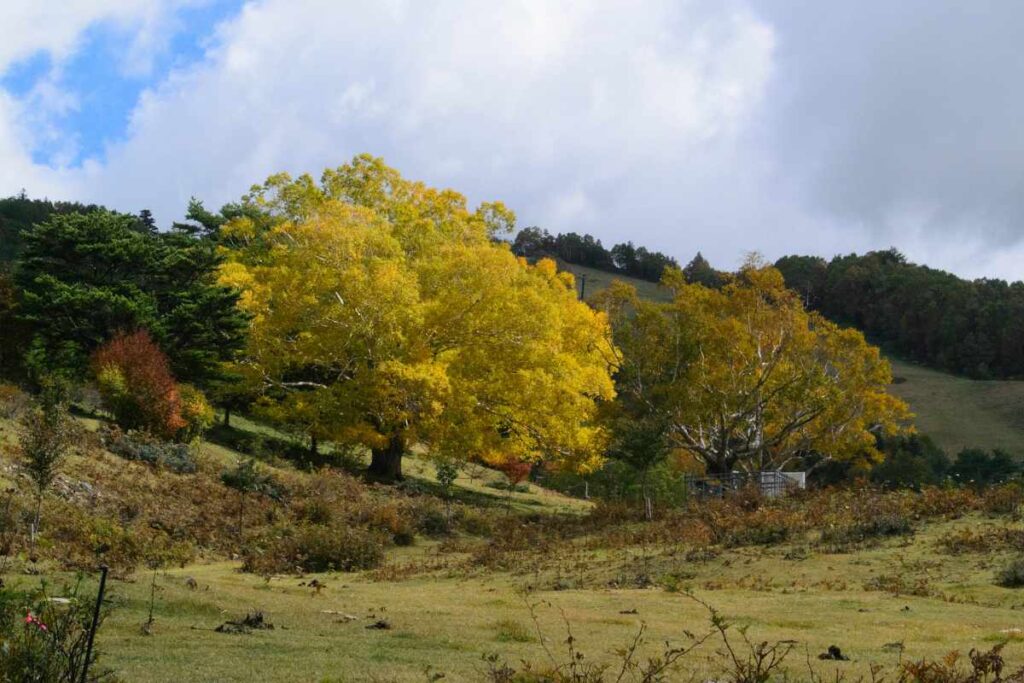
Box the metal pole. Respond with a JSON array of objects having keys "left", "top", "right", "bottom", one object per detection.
[
  {"left": 579, "top": 274, "right": 586, "bottom": 301},
  {"left": 80, "top": 564, "right": 108, "bottom": 683}
]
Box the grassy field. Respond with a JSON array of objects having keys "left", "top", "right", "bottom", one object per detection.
[
  {"left": 4, "top": 407, "right": 1024, "bottom": 680},
  {"left": 887, "top": 358, "right": 1024, "bottom": 457},
  {"left": 31, "top": 510, "right": 1024, "bottom": 682}
]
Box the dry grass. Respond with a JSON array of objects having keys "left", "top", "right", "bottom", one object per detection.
[{"left": 5, "top": 405, "right": 1024, "bottom": 681}]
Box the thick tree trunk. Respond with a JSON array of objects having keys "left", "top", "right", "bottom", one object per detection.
[
  {"left": 223, "top": 408, "right": 231, "bottom": 428},
  {"left": 368, "top": 434, "right": 405, "bottom": 482}
]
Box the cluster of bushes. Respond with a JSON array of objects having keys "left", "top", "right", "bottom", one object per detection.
[
  {"left": 807, "top": 434, "right": 1022, "bottom": 491},
  {"left": 236, "top": 469, "right": 509, "bottom": 575},
  {"left": 0, "top": 579, "right": 110, "bottom": 682},
  {"left": 460, "top": 484, "right": 1017, "bottom": 578},
  {"left": 100, "top": 426, "right": 197, "bottom": 474},
  {"left": 242, "top": 524, "right": 387, "bottom": 574}
]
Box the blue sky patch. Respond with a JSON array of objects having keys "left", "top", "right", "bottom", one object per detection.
[{"left": 0, "top": 0, "right": 242, "bottom": 167}]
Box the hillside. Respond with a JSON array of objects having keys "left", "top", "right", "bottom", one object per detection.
[
  {"left": 556, "top": 260, "right": 673, "bottom": 303},
  {"left": 887, "top": 358, "right": 1024, "bottom": 457},
  {"left": 4, "top": 410, "right": 1024, "bottom": 681}
]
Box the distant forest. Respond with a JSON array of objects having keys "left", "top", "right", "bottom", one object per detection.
[
  {"left": 0, "top": 193, "right": 105, "bottom": 262},
  {"left": 4, "top": 195, "right": 1024, "bottom": 381},
  {"left": 776, "top": 250, "right": 1024, "bottom": 380},
  {"left": 511, "top": 226, "right": 679, "bottom": 282}
]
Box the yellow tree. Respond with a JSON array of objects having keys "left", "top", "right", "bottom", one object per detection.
[
  {"left": 219, "top": 155, "right": 615, "bottom": 480},
  {"left": 598, "top": 259, "right": 910, "bottom": 476}
]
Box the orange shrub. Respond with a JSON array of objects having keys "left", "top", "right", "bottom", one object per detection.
[{"left": 91, "top": 330, "right": 185, "bottom": 439}]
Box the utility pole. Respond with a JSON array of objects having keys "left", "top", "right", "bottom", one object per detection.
[{"left": 578, "top": 274, "right": 587, "bottom": 301}]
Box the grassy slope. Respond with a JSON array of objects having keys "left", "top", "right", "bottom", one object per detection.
[
  {"left": 887, "top": 358, "right": 1024, "bottom": 457},
  {"left": 556, "top": 261, "right": 674, "bottom": 303},
  {"left": 5, "top": 413, "right": 1024, "bottom": 679},
  {"left": 556, "top": 260, "right": 1024, "bottom": 458}
]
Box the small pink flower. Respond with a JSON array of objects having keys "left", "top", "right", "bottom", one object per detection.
[{"left": 24, "top": 612, "right": 48, "bottom": 632}]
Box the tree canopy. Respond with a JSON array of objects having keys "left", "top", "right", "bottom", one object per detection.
[
  {"left": 218, "top": 155, "right": 616, "bottom": 480},
  {"left": 598, "top": 260, "right": 910, "bottom": 475},
  {"left": 511, "top": 227, "right": 679, "bottom": 283},
  {"left": 776, "top": 249, "right": 1024, "bottom": 379},
  {"left": 14, "top": 209, "right": 247, "bottom": 385}
]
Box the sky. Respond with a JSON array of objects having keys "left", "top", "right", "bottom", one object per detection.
[{"left": 1, "top": 1, "right": 1023, "bottom": 281}]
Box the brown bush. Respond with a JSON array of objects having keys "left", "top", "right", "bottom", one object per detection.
[
  {"left": 241, "top": 523, "right": 386, "bottom": 574},
  {"left": 0, "top": 383, "right": 29, "bottom": 419},
  {"left": 92, "top": 330, "right": 185, "bottom": 439}
]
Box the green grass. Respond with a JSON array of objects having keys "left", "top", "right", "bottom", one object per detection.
[
  {"left": 556, "top": 261, "right": 674, "bottom": 303},
  {"left": 6, "top": 396, "right": 1024, "bottom": 679},
  {"left": 52, "top": 514, "right": 1024, "bottom": 681},
  {"left": 887, "top": 358, "right": 1024, "bottom": 457}
]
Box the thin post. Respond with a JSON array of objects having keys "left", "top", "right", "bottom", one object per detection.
[
  {"left": 578, "top": 274, "right": 587, "bottom": 301},
  {"left": 80, "top": 564, "right": 108, "bottom": 683}
]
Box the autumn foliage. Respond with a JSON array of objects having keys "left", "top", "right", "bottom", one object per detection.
[
  {"left": 496, "top": 459, "right": 532, "bottom": 486},
  {"left": 92, "top": 330, "right": 186, "bottom": 439},
  {"left": 219, "top": 156, "right": 615, "bottom": 481}
]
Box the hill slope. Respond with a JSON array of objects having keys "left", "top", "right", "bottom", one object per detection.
[
  {"left": 556, "top": 260, "right": 673, "bottom": 302},
  {"left": 887, "top": 358, "right": 1024, "bottom": 456}
]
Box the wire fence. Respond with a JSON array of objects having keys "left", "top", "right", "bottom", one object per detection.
[{"left": 682, "top": 471, "right": 806, "bottom": 499}]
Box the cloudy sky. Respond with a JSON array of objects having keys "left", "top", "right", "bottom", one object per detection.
[{"left": 2, "top": 1, "right": 1022, "bottom": 280}]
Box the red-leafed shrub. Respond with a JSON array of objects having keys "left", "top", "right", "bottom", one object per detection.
[
  {"left": 497, "top": 459, "right": 532, "bottom": 487},
  {"left": 92, "top": 330, "right": 185, "bottom": 439}
]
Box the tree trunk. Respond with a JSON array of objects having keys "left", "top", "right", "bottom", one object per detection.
[
  {"left": 368, "top": 434, "right": 405, "bottom": 482},
  {"left": 223, "top": 408, "right": 231, "bottom": 428},
  {"left": 641, "top": 469, "right": 653, "bottom": 522},
  {"left": 31, "top": 494, "right": 42, "bottom": 545},
  {"left": 705, "top": 450, "right": 735, "bottom": 476},
  {"left": 237, "top": 492, "right": 245, "bottom": 539},
  {"left": 310, "top": 434, "right": 318, "bottom": 456}
]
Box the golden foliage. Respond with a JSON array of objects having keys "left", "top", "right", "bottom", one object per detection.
[
  {"left": 220, "top": 155, "right": 615, "bottom": 472},
  {"left": 599, "top": 257, "right": 910, "bottom": 474}
]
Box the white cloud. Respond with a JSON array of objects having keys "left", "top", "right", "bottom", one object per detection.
[
  {"left": 4, "top": 0, "right": 1023, "bottom": 280},
  {"left": 62, "top": 0, "right": 779, "bottom": 260},
  {"left": 0, "top": 0, "right": 199, "bottom": 199}
]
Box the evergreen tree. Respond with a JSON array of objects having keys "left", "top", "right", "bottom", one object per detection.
[
  {"left": 682, "top": 252, "right": 724, "bottom": 288},
  {"left": 15, "top": 210, "right": 247, "bottom": 385}
]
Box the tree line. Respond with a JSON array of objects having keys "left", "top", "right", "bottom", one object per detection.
[
  {"left": 775, "top": 249, "right": 1024, "bottom": 379},
  {"left": 511, "top": 226, "right": 680, "bottom": 282},
  {"left": 0, "top": 159, "right": 907, "bottom": 495}
]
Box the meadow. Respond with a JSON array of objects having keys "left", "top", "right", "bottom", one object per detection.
[
  {"left": 887, "top": 358, "right": 1024, "bottom": 457},
  {"left": 4, "top": 408, "right": 1024, "bottom": 681}
]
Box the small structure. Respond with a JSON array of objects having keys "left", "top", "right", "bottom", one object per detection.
[{"left": 684, "top": 470, "right": 806, "bottom": 498}]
